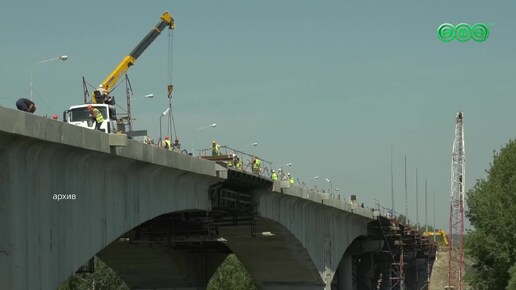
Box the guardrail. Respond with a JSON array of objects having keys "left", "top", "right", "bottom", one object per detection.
[
  {"left": 141, "top": 137, "right": 371, "bottom": 209},
  {"left": 198, "top": 145, "right": 273, "bottom": 179}
]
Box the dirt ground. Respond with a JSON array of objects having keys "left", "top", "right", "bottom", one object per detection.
[
  {"left": 429, "top": 248, "right": 449, "bottom": 290},
  {"left": 429, "top": 247, "right": 469, "bottom": 290}
]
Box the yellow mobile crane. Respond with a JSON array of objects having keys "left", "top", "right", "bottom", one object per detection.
[
  {"left": 63, "top": 12, "right": 175, "bottom": 133},
  {"left": 94, "top": 11, "right": 174, "bottom": 103}
]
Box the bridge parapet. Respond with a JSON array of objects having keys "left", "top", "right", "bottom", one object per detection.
[{"left": 272, "top": 181, "right": 375, "bottom": 219}]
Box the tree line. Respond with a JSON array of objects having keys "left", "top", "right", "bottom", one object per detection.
[
  {"left": 58, "top": 254, "right": 256, "bottom": 290},
  {"left": 465, "top": 140, "right": 516, "bottom": 290}
]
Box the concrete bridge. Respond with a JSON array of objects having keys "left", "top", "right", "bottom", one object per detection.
[{"left": 0, "top": 106, "right": 435, "bottom": 290}]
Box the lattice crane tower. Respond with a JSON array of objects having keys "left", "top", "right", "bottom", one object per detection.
[{"left": 446, "top": 112, "right": 465, "bottom": 290}]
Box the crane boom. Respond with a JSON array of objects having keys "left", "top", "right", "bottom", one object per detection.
[{"left": 93, "top": 12, "right": 175, "bottom": 103}]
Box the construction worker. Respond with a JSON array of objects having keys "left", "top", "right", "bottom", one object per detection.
[
  {"left": 288, "top": 173, "right": 294, "bottom": 185},
  {"left": 271, "top": 170, "right": 278, "bottom": 181},
  {"left": 252, "top": 157, "right": 261, "bottom": 174},
  {"left": 93, "top": 85, "right": 107, "bottom": 103},
  {"left": 278, "top": 168, "right": 285, "bottom": 180},
  {"left": 164, "top": 136, "right": 173, "bottom": 150},
  {"left": 15, "top": 98, "right": 36, "bottom": 113},
  {"left": 235, "top": 155, "right": 242, "bottom": 169},
  {"left": 87, "top": 105, "right": 104, "bottom": 131},
  {"left": 98, "top": 84, "right": 107, "bottom": 96},
  {"left": 228, "top": 153, "right": 235, "bottom": 167},
  {"left": 211, "top": 140, "right": 221, "bottom": 156},
  {"left": 174, "top": 139, "right": 181, "bottom": 149}
]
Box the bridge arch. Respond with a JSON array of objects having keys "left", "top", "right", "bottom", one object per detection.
[
  {"left": 0, "top": 131, "right": 221, "bottom": 290},
  {"left": 95, "top": 186, "right": 375, "bottom": 290},
  {"left": 247, "top": 187, "right": 373, "bottom": 289}
]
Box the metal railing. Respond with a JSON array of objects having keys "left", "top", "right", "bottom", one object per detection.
[
  {"left": 372, "top": 200, "right": 413, "bottom": 225},
  {"left": 139, "top": 137, "right": 375, "bottom": 210},
  {"left": 198, "top": 145, "right": 273, "bottom": 179},
  {"left": 142, "top": 137, "right": 190, "bottom": 155}
]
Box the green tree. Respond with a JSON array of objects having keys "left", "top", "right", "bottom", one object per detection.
[
  {"left": 56, "top": 254, "right": 258, "bottom": 290},
  {"left": 397, "top": 214, "right": 407, "bottom": 224},
  {"left": 465, "top": 140, "right": 516, "bottom": 290},
  {"left": 57, "top": 257, "right": 128, "bottom": 290},
  {"left": 507, "top": 263, "right": 516, "bottom": 290},
  {"left": 207, "top": 254, "right": 257, "bottom": 290}
]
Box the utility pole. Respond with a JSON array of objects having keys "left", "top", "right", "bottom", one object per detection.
[
  {"left": 405, "top": 156, "right": 408, "bottom": 224},
  {"left": 415, "top": 168, "right": 419, "bottom": 290},
  {"left": 416, "top": 169, "right": 419, "bottom": 231},
  {"left": 391, "top": 145, "right": 395, "bottom": 217},
  {"left": 425, "top": 178, "right": 428, "bottom": 233},
  {"left": 433, "top": 189, "right": 436, "bottom": 242}
]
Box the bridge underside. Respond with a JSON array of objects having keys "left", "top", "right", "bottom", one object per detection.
[
  {"left": 99, "top": 240, "right": 229, "bottom": 289},
  {"left": 98, "top": 203, "right": 325, "bottom": 289}
]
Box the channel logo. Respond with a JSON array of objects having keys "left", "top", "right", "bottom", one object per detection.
[{"left": 437, "top": 23, "right": 489, "bottom": 42}]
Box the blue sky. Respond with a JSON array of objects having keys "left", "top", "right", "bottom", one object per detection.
[{"left": 1, "top": 0, "right": 514, "bottom": 230}]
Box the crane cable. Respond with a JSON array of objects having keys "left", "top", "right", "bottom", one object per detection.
[
  {"left": 168, "top": 28, "right": 174, "bottom": 88},
  {"left": 167, "top": 28, "right": 179, "bottom": 142}
]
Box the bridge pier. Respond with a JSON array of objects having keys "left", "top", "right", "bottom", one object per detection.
[
  {"left": 355, "top": 252, "right": 375, "bottom": 290},
  {"left": 336, "top": 254, "right": 352, "bottom": 290}
]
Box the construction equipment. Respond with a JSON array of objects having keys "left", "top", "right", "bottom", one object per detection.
[
  {"left": 446, "top": 112, "right": 465, "bottom": 290},
  {"left": 422, "top": 229, "right": 449, "bottom": 246},
  {"left": 93, "top": 12, "right": 174, "bottom": 103},
  {"left": 63, "top": 12, "right": 175, "bottom": 133}
]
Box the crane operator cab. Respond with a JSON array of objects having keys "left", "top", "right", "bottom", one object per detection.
[{"left": 63, "top": 104, "right": 117, "bottom": 134}]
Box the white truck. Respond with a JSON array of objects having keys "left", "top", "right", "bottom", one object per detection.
[{"left": 63, "top": 104, "right": 117, "bottom": 133}]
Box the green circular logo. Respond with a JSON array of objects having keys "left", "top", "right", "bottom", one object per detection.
[
  {"left": 455, "top": 23, "right": 472, "bottom": 42},
  {"left": 471, "top": 23, "right": 489, "bottom": 42},
  {"left": 437, "top": 23, "right": 455, "bottom": 42}
]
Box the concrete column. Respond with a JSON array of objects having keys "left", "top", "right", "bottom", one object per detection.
[
  {"left": 356, "top": 253, "right": 374, "bottom": 290},
  {"left": 337, "top": 254, "right": 352, "bottom": 290},
  {"left": 416, "top": 258, "right": 429, "bottom": 290}
]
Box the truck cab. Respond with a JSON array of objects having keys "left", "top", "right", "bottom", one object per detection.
[{"left": 63, "top": 104, "right": 117, "bottom": 133}]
